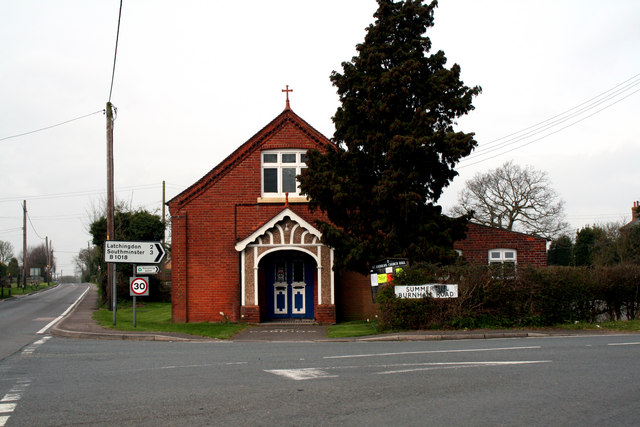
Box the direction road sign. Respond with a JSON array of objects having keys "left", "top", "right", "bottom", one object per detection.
[
  {"left": 130, "top": 276, "right": 149, "bottom": 296},
  {"left": 104, "top": 241, "right": 166, "bottom": 264},
  {"left": 136, "top": 265, "right": 160, "bottom": 275}
]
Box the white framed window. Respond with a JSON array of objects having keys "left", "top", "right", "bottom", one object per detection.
[
  {"left": 488, "top": 249, "right": 517, "bottom": 278},
  {"left": 261, "top": 150, "right": 307, "bottom": 197}
]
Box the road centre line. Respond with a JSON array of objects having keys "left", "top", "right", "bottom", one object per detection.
[
  {"left": 324, "top": 346, "right": 542, "bottom": 359},
  {"left": 608, "top": 342, "right": 640, "bottom": 346},
  {"left": 376, "top": 360, "right": 552, "bottom": 375}
]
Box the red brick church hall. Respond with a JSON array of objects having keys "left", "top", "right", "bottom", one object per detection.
[{"left": 167, "top": 92, "right": 547, "bottom": 325}]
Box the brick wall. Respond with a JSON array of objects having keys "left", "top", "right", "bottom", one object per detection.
[{"left": 337, "top": 270, "right": 378, "bottom": 321}]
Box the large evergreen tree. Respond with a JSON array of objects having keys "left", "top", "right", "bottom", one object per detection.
[{"left": 299, "top": 0, "right": 480, "bottom": 273}]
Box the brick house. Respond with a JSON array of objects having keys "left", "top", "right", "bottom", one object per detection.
[
  {"left": 454, "top": 223, "right": 547, "bottom": 277},
  {"left": 168, "top": 101, "right": 548, "bottom": 325}
]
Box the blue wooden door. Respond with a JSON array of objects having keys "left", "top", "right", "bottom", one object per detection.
[{"left": 265, "top": 252, "right": 314, "bottom": 320}]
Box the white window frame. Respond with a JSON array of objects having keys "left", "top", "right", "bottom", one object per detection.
[
  {"left": 261, "top": 149, "right": 307, "bottom": 198},
  {"left": 488, "top": 248, "right": 517, "bottom": 278}
]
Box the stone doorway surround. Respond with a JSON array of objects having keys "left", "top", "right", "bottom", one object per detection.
[{"left": 235, "top": 208, "right": 336, "bottom": 324}]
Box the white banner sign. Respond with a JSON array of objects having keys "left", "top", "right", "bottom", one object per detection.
[{"left": 395, "top": 284, "right": 458, "bottom": 299}]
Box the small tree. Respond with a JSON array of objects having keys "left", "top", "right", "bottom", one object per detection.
[
  {"left": 7, "top": 258, "right": 20, "bottom": 281},
  {"left": 25, "top": 243, "right": 55, "bottom": 280},
  {"left": 452, "top": 160, "right": 569, "bottom": 239},
  {"left": 548, "top": 235, "right": 573, "bottom": 266},
  {"left": 89, "top": 208, "right": 165, "bottom": 303},
  {"left": 0, "top": 240, "right": 14, "bottom": 265},
  {"left": 617, "top": 223, "right": 640, "bottom": 264},
  {"left": 574, "top": 225, "right": 605, "bottom": 266},
  {"left": 299, "top": 0, "right": 480, "bottom": 273},
  {"left": 74, "top": 245, "right": 100, "bottom": 283}
]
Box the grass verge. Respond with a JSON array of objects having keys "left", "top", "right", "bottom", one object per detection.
[
  {"left": 555, "top": 319, "right": 640, "bottom": 332},
  {"left": 93, "top": 302, "right": 246, "bottom": 339},
  {"left": 327, "top": 320, "right": 380, "bottom": 338}
]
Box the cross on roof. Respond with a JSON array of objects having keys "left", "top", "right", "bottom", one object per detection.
[{"left": 282, "top": 85, "right": 293, "bottom": 109}]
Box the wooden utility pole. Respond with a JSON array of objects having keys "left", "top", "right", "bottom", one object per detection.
[
  {"left": 22, "top": 200, "right": 27, "bottom": 289},
  {"left": 106, "top": 102, "right": 115, "bottom": 310},
  {"left": 162, "top": 180, "right": 166, "bottom": 246},
  {"left": 45, "top": 236, "right": 49, "bottom": 284}
]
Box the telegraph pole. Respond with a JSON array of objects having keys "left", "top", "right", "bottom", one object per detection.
[
  {"left": 45, "top": 236, "right": 49, "bottom": 284},
  {"left": 162, "top": 180, "right": 166, "bottom": 246},
  {"left": 106, "top": 102, "right": 115, "bottom": 315},
  {"left": 23, "top": 200, "right": 27, "bottom": 289}
]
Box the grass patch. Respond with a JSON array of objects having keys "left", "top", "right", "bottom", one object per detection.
[
  {"left": 0, "top": 282, "right": 58, "bottom": 299},
  {"left": 93, "top": 302, "right": 246, "bottom": 339},
  {"left": 555, "top": 319, "right": 640, "bottom": 332},
  {"left": 327, "top": 320, "right": 380, "bottom": 338}
]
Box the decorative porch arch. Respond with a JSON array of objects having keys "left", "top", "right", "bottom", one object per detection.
[{"left": 235, "top": 208, "right": 335, "bottom": 323}]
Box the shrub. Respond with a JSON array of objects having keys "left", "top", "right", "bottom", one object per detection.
[{"left": 377, "top": 264, "right": 640, "bottom": 329}]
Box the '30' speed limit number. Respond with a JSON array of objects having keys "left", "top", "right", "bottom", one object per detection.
[{"left": 130, "top": 276, "right": 149, "bottom": 296}]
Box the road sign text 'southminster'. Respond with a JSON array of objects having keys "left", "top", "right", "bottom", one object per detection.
[{"left": 104, "top": 241, "right": 166, "bottom": 264}]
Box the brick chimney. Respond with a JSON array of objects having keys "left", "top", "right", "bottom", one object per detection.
[{"left": 633, "top": 201, "right": 639, "bottom": 222}]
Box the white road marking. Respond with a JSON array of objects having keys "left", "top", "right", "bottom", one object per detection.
[
  {"left": 21, "top": 336, "right": 51, "bottom": 357},
  {"left": 608, "top": 342, "right": 640, "bottom": 346},
  {"left": 37, "top": 285, "right": 90, "bottom": 334},
  {"left": 0, "top": 379, "right": 31, "bottom": 426},
  {"left": 0, "top": 404, "right": 16, "bottom": 414},
  {"left": 377, "top": 360, "right": 552, "bottom": 375},
  {"left": 324, "top": 345, "right": 542, "bottom": 359},
  {"left": 266, "top": 359, "right": 551, "bottom": 380},
  {"left": 265, "top": 368, "right": 339, "bottom": 381}
]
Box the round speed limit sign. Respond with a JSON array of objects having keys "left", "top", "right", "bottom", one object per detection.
[{"left": 130, "top": 276, "right": 149, "bottom": 296}]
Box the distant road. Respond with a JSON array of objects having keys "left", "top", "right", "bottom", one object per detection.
[{"left": 0, "top": 283, "right": 88, "bottom": 360}]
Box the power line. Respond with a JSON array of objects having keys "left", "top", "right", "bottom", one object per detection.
[
  {"left": 0, "top": 110, "right": 104, "bottom": 143},
  {"left": 472, "top": 73, "right": 640, "bottom": 152},
  {"left": 465, "top": 80, "right": 640, "bottom": 160},
  {"left": 0, "top": 183, "right": 163, "bottom": 203},
  {"left": 459, "top": 73, "right": 640, "bottom": 168},
  {"left": 27, "top": 213, "right": 45, "bottom": 240},
  {"left": 460, "top": 87, "right": 640, "bottom": 168},
  {"left": 108, "top": 0, "right": 124, "bottom": 102}
]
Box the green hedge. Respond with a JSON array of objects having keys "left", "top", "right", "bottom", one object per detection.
[{"left": 376, "top": 264, "right": 640, "bottom": 330}]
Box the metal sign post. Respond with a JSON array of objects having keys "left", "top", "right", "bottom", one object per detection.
[{"left": 130, "top": 276, "right": 149, "bottom": 328}]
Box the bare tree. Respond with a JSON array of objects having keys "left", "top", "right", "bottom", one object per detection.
[
  {"left": 452, "top": 161, "right": 569, "bottom": 239},
  {"left": 0, "top": 240, "right": 14, "bottom": 265}
]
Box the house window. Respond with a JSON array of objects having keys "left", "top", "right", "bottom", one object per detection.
[
  {"left": 262, "top": 150, "right": 307, "bottom": 197},
  {"left": 488, "top": 249, "right": 517, "bottom": 278}
]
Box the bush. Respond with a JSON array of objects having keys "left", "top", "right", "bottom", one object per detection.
[{"left": 377, "top": 264, "right": 640, "bottom": 330}]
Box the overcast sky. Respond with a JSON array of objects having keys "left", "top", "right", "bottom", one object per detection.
[{"left": 1, "top": 0, "right": 639, "bottom": 276}]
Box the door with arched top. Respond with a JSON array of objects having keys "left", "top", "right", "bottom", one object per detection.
[{"left": 262, "top": 251, "right": 315, "bottom": 320}]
